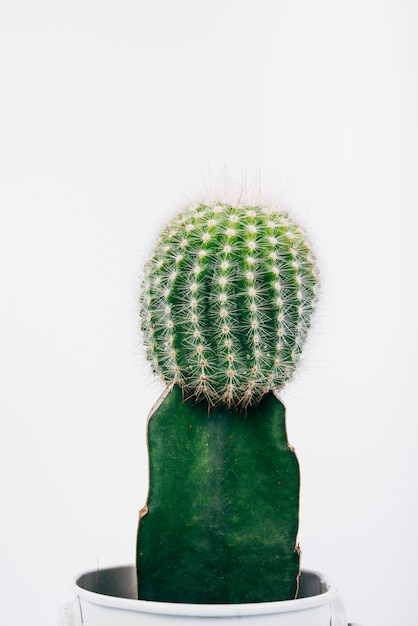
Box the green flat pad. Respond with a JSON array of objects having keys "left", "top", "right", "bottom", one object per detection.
[{"left": 137, "top": 385, "right": 300, "bottom": 603}]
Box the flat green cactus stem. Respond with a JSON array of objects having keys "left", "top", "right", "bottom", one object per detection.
[{"left": 136, "top": 384, "right": 300, "bottom": 603}]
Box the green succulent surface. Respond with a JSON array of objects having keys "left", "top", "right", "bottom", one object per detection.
[
  {"left": 140, "top": 202, "right": 318, "bottom": 408},
  {"left": 136, "top": 384, "right": 300, "bottom": 603}
]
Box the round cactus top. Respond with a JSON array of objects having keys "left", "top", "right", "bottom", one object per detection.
[{"left": 140, "top": 201, "right": 319, "bottom": 409}]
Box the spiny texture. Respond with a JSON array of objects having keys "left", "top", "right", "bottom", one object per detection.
[{"left": 140, "top": 202, "right": 319, "bottom": 408}]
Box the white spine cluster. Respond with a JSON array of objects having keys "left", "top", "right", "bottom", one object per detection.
[{"left": 140, "top": 202, "right": 319, "bottom": 408}]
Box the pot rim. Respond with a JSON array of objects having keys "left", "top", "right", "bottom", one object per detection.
[{"left": 73, "top": 565, "right": 338, "bottom": 618}]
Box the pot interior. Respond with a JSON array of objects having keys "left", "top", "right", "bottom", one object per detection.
[{"left": 76, "top": 566, "right": 328, "bottom": 601}]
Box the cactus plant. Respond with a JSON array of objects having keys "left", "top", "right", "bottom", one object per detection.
[{"left": 137, "top": 200, "right": 319, "bottom": 603}]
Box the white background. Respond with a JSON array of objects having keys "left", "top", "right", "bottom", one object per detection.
[{"left": 1, "top": 2, "right": 417, "bottom": 625}]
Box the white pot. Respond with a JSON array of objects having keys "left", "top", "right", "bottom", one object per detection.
[{"left": 61, "top": 565, "right": 349, "bottom": 626}]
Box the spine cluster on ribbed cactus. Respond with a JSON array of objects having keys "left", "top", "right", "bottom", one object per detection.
[{"left": 140, "top": 201, "right": 319, "bottom": 408}]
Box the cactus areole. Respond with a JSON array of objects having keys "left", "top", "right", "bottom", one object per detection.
[
  {"left": 137, "top": 201, "right": 319, "bottom": 604},
  {"left": 140, "top": 202, "right": 319, "bottom": 409}
]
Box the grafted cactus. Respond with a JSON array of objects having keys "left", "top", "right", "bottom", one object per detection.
[
  {"left": 137, "top": 199, "right": 319, "bottom": 604},
  {"left": 140, "top": 202, "right": 318, "bottom": 408}
]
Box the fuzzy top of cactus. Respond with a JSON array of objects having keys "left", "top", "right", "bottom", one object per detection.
[{"left": 140, "top": 202, "right": 319, "bottom": 408}]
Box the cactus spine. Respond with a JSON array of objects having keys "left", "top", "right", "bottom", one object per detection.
[{"left": 140, "top": 202, "right": 318, "bottom": 408}]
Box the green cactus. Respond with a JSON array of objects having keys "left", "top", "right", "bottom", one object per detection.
[
  {"left": 137, "top": 201, "right": 319, "bottom": 603},
  {"left": 140, "top": 202, "right": 318, "bottom": 408}
]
